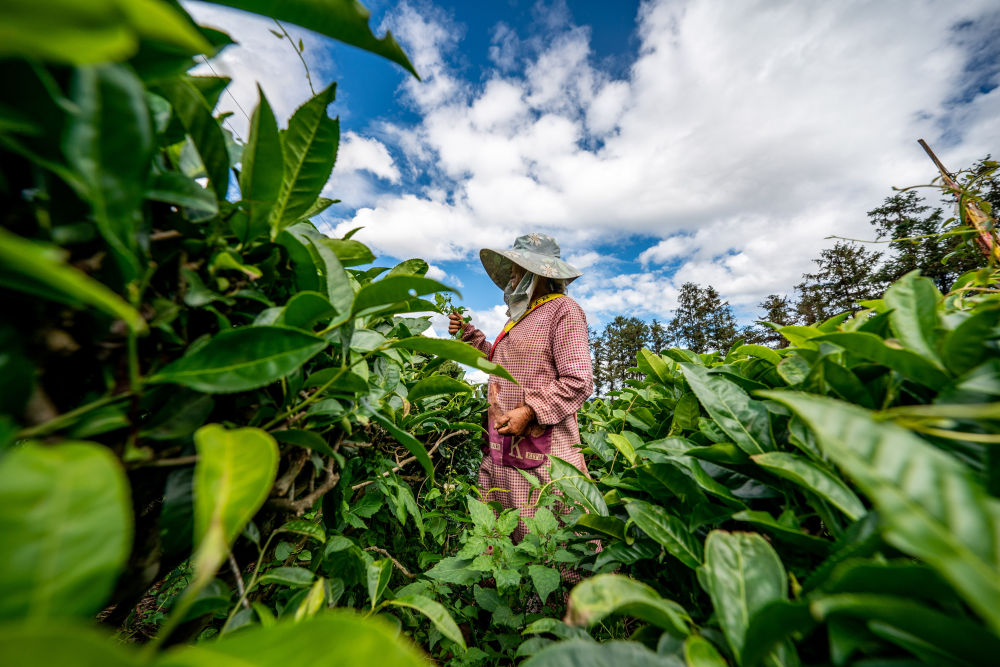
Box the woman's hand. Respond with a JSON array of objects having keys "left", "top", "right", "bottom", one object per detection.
[
  {"left": 496, "top": 405, "right": 535, "bottom": 436},
  {"left": 448, "top": 311, "right": 464, "bottom": 335}
]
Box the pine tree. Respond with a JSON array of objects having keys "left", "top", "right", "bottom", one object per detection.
[
  {"left": 868, "top": 190, "right": 980, "bottom": 292},
  {"left": 649, "top": 319, "right": 669, "bottom": 354},
  {"left": 795, "top": 242, "right": 883, "bottom": 323},
  {"left": 590, "top": 326, "right": 607, "bottom": 396},
  {"left": 754, "top": 294, "right": 797, "bottom": 348},
  {"left": 590, "top": 316, "right": 651, "bottom": 393},
  {"left": 667, "top": 283, "right": 738, "bottom": 353}
]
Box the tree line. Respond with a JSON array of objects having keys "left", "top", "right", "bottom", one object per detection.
[{"left": 590, "top": 159, "right": 998, "bottom": 395}]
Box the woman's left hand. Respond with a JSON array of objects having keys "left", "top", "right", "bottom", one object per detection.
[{"left": 496, "top": 405, "right": 535, "bottom": 436}]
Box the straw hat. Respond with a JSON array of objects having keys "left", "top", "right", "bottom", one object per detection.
[{"left": 479, "top": 233, "right": 583, "bottom": 290}]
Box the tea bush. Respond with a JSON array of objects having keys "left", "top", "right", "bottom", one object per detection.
[{"left": 0, "top": 0, "right": 501, "bottom": 663}]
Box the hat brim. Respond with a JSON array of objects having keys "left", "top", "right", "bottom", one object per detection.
[{"left": 479, "top": 248, "right": 583, "bottom": 290}]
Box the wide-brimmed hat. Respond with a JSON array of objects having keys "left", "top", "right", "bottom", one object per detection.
[{"left": 479, "top": 233, "right": 582, "bottom": 290}]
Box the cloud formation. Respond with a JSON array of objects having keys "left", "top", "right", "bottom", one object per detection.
[{"left": 329, "top": 0, "right": 998, "bottom": 323}]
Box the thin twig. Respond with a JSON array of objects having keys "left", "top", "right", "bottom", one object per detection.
[
  {"left": 228, "top": 553, "right": 250, "bottom": 609},
  {"left": 134, "top": 455, "right": 199, "bottom": 468},
  {"left": 274, "top": 19, "right": 315, "bottom": 95},
  {"left": 267, "top": 464, "right": 340, "bottom": 515},
  {"left": 150, "top": 230, "right": 183, "bottom": 242},
  {"left": 365, "top": 546, "right": 415, "bottom": 579},
  {"left": 350, "top": 430, "right": 464, "bottom": 490}
]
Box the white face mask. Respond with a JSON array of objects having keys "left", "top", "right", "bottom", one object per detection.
[{"left": 503, "top": 271, "right": 536, "bottom": 320}]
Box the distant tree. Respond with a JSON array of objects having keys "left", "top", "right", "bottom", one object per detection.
[
  {"left": 795, "top": 242, "right": 883, "bottom": 324},
  {"left": 868, "top": 190, "right": 980, "bottom": 292},
  {"left": 667, "top": 283, "right": 738, "bottom": 353},
  {"left": 649, "top": 319, "right": 669, "bottom": 354},
  {"left": 590, "top": 326, "right": 607, "bottom": 396},
  {"left": 589, "top": 317, "right": 652, "bottom": 393},
  {"left": 753, "top": 294, "right": 797, "bottom": 348}
]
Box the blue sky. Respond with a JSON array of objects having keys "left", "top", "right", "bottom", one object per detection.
[{"left": 188, "top": 0, "right": 999, "bottom": 346}]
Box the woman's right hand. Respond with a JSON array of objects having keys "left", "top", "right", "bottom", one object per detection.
[{"left": 448, "top": 312, "right": 464, "bottom": 335}]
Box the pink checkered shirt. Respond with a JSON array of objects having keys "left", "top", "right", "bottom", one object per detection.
[{"left": 462, "top": 295, "right": 594, "bottom": 541}]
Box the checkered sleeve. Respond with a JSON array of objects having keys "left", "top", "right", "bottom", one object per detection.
[
  {"left": 523, "top": 299, "right": 594, "bottom": 426},
  {"left": 460, "top": 322, "right": 493, "bottom": 355}
]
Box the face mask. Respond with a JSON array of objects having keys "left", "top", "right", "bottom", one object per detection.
[{"left": 504, "top": 271, "right": 536, "bottom": 320}]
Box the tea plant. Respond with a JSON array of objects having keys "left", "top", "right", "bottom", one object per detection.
[
  {"left": 521, "top": 265, "right": 1000, "bottom": 665},
  {"left": 0, "top": 0, "right": 506, "bottom": 664}
]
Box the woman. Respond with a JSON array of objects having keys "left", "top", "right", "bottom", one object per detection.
[{"left": 448, "top": 233, "right": 594, "bottom": 542}]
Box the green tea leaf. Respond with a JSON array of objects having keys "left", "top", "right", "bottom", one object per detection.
[
  {"left": 271, "top": 429, "right": 338, "bottom": 458},
  {"left": 701, "top": 530, "right": 787, "bottom": 663},
  {"left": 522, "top": 639, "right": 682, "bottom": 667},
  {"left": 258, "top": 566, "right": 314, "bottom": 587},
  {"left": 683, "top": 635, "right": 728, "bottom": 667},
  {"left": 204, "top": 0, "right": 418, "bottom": 77},
  {"left": 278, "top": 291, "right": 335, "bottom": 330},
  {"left": 368, "top": 408, "right": 434, "bottom": 481},
  {"left": 320, "top": 237, "right": 375, "bottom": 267},
  {"left": 812, "top": 332, "right": 950, "bottom": 388},
  {"left": 764, "top": 391, "right": 1000, "bottom": 633},
  {"left": 741, "top": 601, "right": 814, "bottom": 667},
  {"left": 408, "top": 376, "right": 472, "bottom": 403},
  {"left": 751, "top": 452, "right": 866, "bottom": 520},
  {"left": 386, "top": 594, "right": 467, "bottom": 650},
  {"left": 637, "top": 348, "right": 671, "bottom": 385},
  {"left": 625, "top": 500, "right": 702, "bottom": 568},
  {"left": 606, "top": 433, "right": 637, "bottom": 466},
  {"left": 810, "top": 594, "right": 1000, "bottom": 666},
  {"left": 353, "top": 275, "right": 456, "bottom": 316},
  {"left": 146, "top": 171, "right": 218, "bottom": 220},
  {"left": 239, "top": 86, "right": 283, "bottom": 242},
  {"left": 282, "top": 223, "right": 354, "bottom": 317},
  {"left": 270, "top": 84, "right": 338, "bottom": 230},
  {"left": 159, "top": 612, "right": 426, "bottom": 666},
  {"left": 680, "top": 364, "right": 775, "bottom": 455},
  {"left": 159, "top": 76, "right": 230, "bottom": 200},
  {"left": 0, "top": 228, "right": 146, "bottom": 333},
  {"left": 0, "top": 0, "right": 210, "bottom": 64},
  {"left": 0, "top": 622, "right": 139, "bottom": 667},
  {"left": 732, "top": 344, "right": 782, "bottom": 366},
  {"left": 391, "top": 337, "right": 516, "bottom": 383},
  {"left": 731, "top": 510, "right": 829, "bottom": 552},
  {"left": 940, "top": 304, "right": 1000, "bottom": 376},
  {"left": 366, "top": 558, "right": 392, "bottom": 608},
  {"left": 548, "top": 455, "right": 608, "bottom": 516},
  {"left": 191, "top": 425, "right": 278, "bottom": 589},
  {"left": 0, "top": 442, "right": 131, "bottom": 620},
  {"left": 564, "top": 574, "right": 690, "bottom": 636},
  {"left": 64, "top": 64, "right": 151, "bottom": 281},
  {"left": 276, "top": 520, "right": 325, "bottom": 544},
  {"left": 884, "top": 271, "right": 945, "bottom": 369},
  {"left": 574, "top": 514, "right": 631, "bottom": 543},
  {"left": 149, "top": 326, "right": 326, "bottom": 393}
]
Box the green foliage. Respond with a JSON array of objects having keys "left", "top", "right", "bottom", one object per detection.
[
  {"left": 0, "top": 442, "right": 130, "bottom": 620},
  {"left": 0, "top": 0, "right": 496, "bottom": 663},
  {"left": 547, "top": 262, "right": 1000, "bottom": 665}
]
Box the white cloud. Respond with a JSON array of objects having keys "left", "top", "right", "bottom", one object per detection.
[
  {"left": 638, "top": 236, "right": 695, "bottom": 266},
  {"left": 331, "top": 0, "right": 998, "bottom": 318},
  {"left": 336, "top": 132, "right": 400, "bottom": 182}
]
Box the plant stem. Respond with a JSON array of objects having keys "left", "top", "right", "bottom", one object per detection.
[
  {"left": 263, "top": 349, "right": 379, "bottom": 429},
  {"left": 16, "top": 393, "right": 128, "bottom": 439}
]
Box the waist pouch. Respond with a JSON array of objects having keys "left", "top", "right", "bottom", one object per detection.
[{"left": 487, "top": 417, "right": 552, "bottom": 469}]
